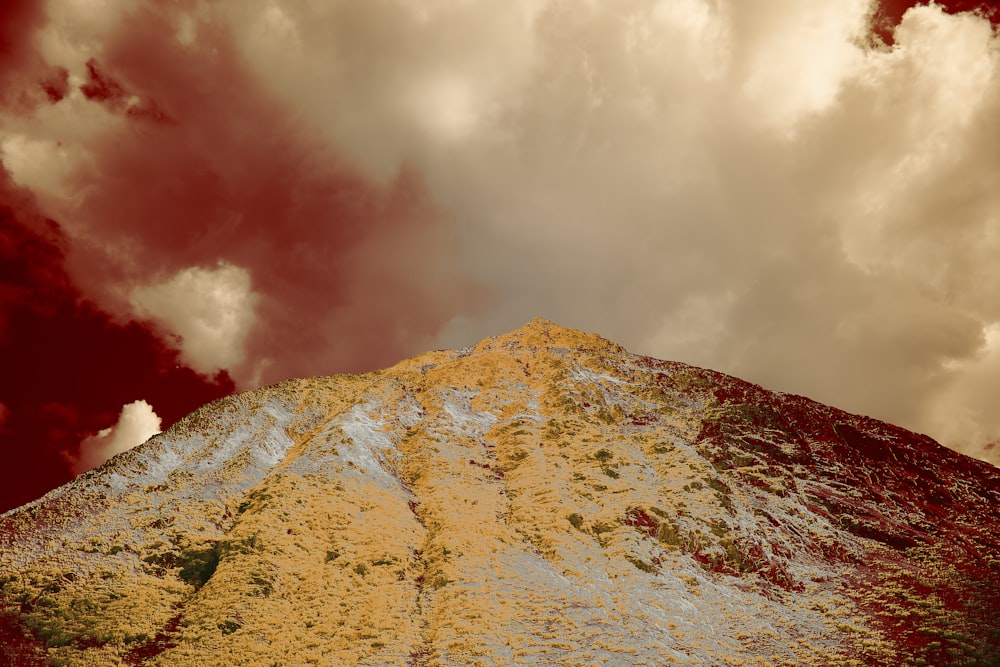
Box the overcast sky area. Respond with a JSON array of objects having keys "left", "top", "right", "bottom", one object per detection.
[{"left": 1, "top": 0, "right": 999, "bottom": 511}]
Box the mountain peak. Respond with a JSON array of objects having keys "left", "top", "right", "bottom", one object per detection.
[
  {"left": 477, "top": 317, "right": 624, "bottom": 355},
  {"left": 1, "top": 323, "right": 998, "bottom": 666}
]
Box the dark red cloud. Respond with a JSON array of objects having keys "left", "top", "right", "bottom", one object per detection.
[
  {"left": 0, "top": 0, "right": 68, "bottom": 111},
  {"left": 0, "top": 0, "right": 45, "bottom": 76},
  {"left": 873, "top": 0, "right": 1000, "bottom": 44},
  {"left": 0, "top": 169, "right": 235, "bottom": 514},
  {"left": 0, "top": 2, "right": 480, "bottom": 510},
  {"left": 61, "top": 4, "right": 482, "bottom": 382}
]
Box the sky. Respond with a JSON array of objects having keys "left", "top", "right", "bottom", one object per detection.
[{"left": 1, "top": 0, "right": 999, "bottom": 513}]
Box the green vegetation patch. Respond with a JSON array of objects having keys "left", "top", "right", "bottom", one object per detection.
[
  {"left": 625, "top": 555, "right": 655, "bottom": 573},
  {"left": 724, "top": 404, "right": 787, "bottom": 430},
  {"left": 218, "top": 619, "right": 240, "bottom": 635},
  {"left": 178, "top": 543, "right": 221, "bottom": 589}
]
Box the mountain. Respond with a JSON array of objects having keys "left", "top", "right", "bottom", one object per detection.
[{"left": 1, "top": 318, "right": 998, "bottom": 666}]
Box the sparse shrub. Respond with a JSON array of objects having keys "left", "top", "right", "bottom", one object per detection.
[
  {"left": 591, "top": 522, "right": 613, "bottom": 535},
  {"left": 222, "top": 533, "right": 263, "bottom": 556},
  {"left": 567, "top": 513, "right": 584, "bottom": 530},
  {"left": 250, "top": 573, "right": 274, "bottom": 597},
  {"left": 625, "top": 555, "right": 654, "bottom": 573},
  {"left": 218, "top": 620, "right": 239, "bottom": 635},
  {"left": 237, "top": 489, "right": 273, "bottom": 515},
  {"left": 726, "top": 404, "right": 786, "bottom": 430},
  {"left": 657, "top": 521, "right": 681, "bottom": 547}
]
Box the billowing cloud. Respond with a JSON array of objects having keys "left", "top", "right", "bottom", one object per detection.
[
  {"left": 0, "top": 166, "right": 234, "bottom": 512},
  {"left": 71, "top": 399, "right": 161, "bottom": 475},
  {"left": 2, "top": 0, "right": 481, "bottom": 389},
  {"left": 226, "top": 0, "right": 999, "bottom": 464},
  {"left": 1, "top": 0, "right": 999, "bottom": 494},
  {"left": 130, "top": 262, "right": 258, "bottom": 377},
  {"left": 0, "top": 0, "right": 69, "bottom": 113}
]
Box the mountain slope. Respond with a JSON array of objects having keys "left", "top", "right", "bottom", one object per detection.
[{"left": 2, "top": 318, "right": 998, "bottom": 666}]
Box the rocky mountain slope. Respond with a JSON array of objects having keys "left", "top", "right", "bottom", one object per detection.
[{"left": 1, "top": 319, "right": 998, "bottom": 666}]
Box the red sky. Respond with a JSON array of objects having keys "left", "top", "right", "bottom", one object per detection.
[{"left": 2, "top": 0, "right": 999, "bottom": 513}]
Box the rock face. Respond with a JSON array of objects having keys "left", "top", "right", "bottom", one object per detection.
[{"left": 1, "top": 319, "right": 998, "bottom": 666}]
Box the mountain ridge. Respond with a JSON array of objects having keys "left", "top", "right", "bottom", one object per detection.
[{"left": 2, "top": 318, "right": 998, "bottom": 666}]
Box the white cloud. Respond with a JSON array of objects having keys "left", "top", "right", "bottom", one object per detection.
[
  {"left": 232, "top": 0, "right": 997, "bottom": 461},
  {"left": 72, "top": 399, "right": 161, "bottom": 474},
  {"left": 728, "top": 0, "right": 871, "bottom": 129},
  {"left": 7, "top": 0, "right": 1000, "bottom": 464},
  {"left": 921, "top": 323, "right": 1000, "bottom": 467},
  {"left": 129, "top": 262, "right": 258, "bottom": 376}
]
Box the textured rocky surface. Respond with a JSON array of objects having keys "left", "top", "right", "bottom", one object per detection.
[{"left": 1, "top": 319, "right": 998, "bottom": 666}]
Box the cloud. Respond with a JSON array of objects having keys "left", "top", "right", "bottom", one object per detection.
[
  {"left": 2, "top": 0, "right": 999, "bottom": 468},
  {"left": 71, "top": 399, "right": 161, "bottom": 475},
  {"left": 0, "top": 166, "right": 234, "bottom": 512},
  {"left": 921, "top": 324, "right": 1000, "bottom": 466},
  {"left": 238, "top": 0, "right": 999, "bottom": 461},
  {"left": 1, "top": 1, "right": 481, "bottom": 387},
  {"left": 130, "top": 262, "right": 258, "bottom": 376},
  {"left": 0, "top": 0, "right": 69, "bottom": 112}
]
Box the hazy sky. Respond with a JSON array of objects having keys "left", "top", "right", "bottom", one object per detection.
[{"left": 1, "top": 0, "right": 999, "bottom": 511}]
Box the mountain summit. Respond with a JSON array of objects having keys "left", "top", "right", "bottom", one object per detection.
[{"left": 2, "top": 319, "right": 998, "bottom": 666}]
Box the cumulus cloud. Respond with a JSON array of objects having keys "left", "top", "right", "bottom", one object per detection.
[
  {"left": 239, "top": 0, "right": 999, "bottom": 463},
  {"left": 130, "top": 262, "right": 258, "bottom": 377},
  {"left": 72, "top": 399, "right": 161, "bottom": 475},
  {"left": 0, "top": 165, "right": 234, "bottom": 511},
  {"left": 2, "top": 0, "right": 999, "bottom": 467},
  {"left": 2, "top": 0, "right": 480, "bottom": 387}
]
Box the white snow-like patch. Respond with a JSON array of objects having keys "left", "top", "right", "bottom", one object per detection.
[
  {"left": 569, "top": 363, "right": 639, "bottom": 412},
  {"left": 570, "top": 365, "right": 624, "bottom": 387},
  {"left": 441, "top": 388, "right": 498, "bottom": 437},
  {"left": 341, "top": 402, "right": 394, "bottom": 449},
  {"left": 252, "top": 403, "right": 299, "bottom": 467},
  {"left": 106, "top": 437, "right": 190, "bottom": 491},
  {"left": 105, "top": 396, "right": 298, "bottom": 492},
  {"left": 488, "top": 381, "right": 544, "bottom": 426},
  {"left": 291, "top": 400, "right": 410, "bottom": 493},
  {"left": 417, "top": 388, "right": 506, "bottom": 472},
  {"left": 188, "top": 402, "right": 294, "bottom": 475},
  {"left": 394, "top": 395, "right": 425, "bottom": 429},
  {"left": 450, "top": 344, "right": 475, "bottom": 358},
  {"left": 286, "top": 394, "right": 425, "bottom": 478}
]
